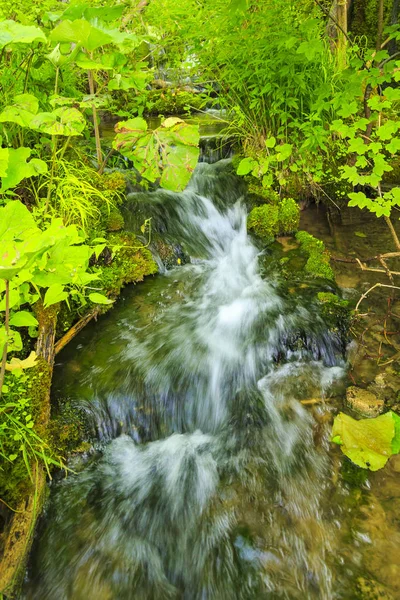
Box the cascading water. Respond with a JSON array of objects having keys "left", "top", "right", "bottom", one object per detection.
[{"left": 23, "top": 159, "right": 351, "bottom": 600}]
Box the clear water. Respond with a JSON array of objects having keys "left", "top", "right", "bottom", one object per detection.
[{"left": 24, "top": 160, "right": 395, "bottom": 600}]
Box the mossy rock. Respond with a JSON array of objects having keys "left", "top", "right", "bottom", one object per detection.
[
  {"left": 247, "top": 198, "right": 300, "bottom": 243},
  {"left": 317, "top": 292, "right": 350, "bottom": 338},
  {"left": 279, "top": 197, "right": 300, "bottom": 234},
  {"left": 100, "top": 231, "right": 158, "bottom": 298},
  {"left": 340, "top": 457, "right": 369, "bottom": 487},
  {"left": 106, "top": 208, "right": 125, "bottom": 232},
  {"left": 247, "top": 204, "right": 280, "bottom": 244},
  {"left": 145, "top": 89, "right": 206, "bottom": 115},
  {"left": 296, "top": 231, "right": 334, "bottom": 280}
]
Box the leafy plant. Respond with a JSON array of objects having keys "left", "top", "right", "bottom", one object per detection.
[
  {"left": 0, "top": 200, "right": 111, "bottom": 394},
  {"left": 113, "top": 116, "right": 200, "bottom": 191}
]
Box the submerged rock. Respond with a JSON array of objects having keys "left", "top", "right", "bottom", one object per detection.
[
  {"left": 356, "top": 577, "right": 394, "bottom": 600},
  {"left": 346, "top": 386, "right": 384, "bottom": 417}
]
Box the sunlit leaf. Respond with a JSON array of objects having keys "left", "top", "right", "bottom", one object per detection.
[
  {"left": 0, "top": 20, "right": 46, "bottom": 49},
  {"left": 89, "top": 292, "right": 114, "bottom": 304}
]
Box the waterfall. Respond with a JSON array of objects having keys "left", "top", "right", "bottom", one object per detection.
[{"left": 24, "top": 159, "right": 346, "bottom": 600}]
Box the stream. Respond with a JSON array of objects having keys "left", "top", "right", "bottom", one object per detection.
[{"left": 22, "top": 158, "right": 400, "bottom": 599}]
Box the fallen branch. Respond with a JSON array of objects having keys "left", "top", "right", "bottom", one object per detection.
[
  {"left": 55, "top": 309, "right": 100, "bottom": 356},
  {"left": 355, "top": 283, "right": 400, "bottom": 312}
]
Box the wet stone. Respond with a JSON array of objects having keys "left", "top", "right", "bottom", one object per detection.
[
  {"left": 346, "top": 386, "right": 384, "bottom": 417},
  {"left": 356, "top": 577, "right": 394, "bottom": 600}
]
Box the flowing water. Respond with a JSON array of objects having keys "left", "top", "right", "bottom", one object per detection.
[{"left": 23, "top": 159, "right": 393, "bottom": 599}]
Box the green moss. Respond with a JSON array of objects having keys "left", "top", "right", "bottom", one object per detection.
[
  {"left": 247, "top": 204, "right": 280, "bottom": 244},
  {"left": 246, "top": 179, "right": 280, "bottom": 205},
  {"left": 100, "top": 231, "right": 158, "bottom": 297},
  {"left": 278, "top": 197, "right": 300, "bottom": 234},
  {"left": 145, "top": 89, "right": 206, "bottom": 115},
  {"left": 100, "top": 171, "right": 126, "bottom": 193},
  {"left": 296, "top": 231, "right": 335, "bottom": 280},
  {"left": 106, "top": 208, "right": 125, "bottom": 232},
  {"left": 248, "top": 197, "right": 300, "bottom": 243}
]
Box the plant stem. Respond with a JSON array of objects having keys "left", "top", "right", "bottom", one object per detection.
[
  {"left": 0, "top": 280, "right": 10, "bottom": 399},
  {"left": 45, "top": 67, "right": 60, "bottom": 211},
  {"left": 88, "top": 66, "right": 103, "bottom": 168},
  {"left": 45, "top": 136, "right": 58, "bottom": 211}
]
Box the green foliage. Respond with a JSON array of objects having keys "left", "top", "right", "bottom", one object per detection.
[
  {"left": 113, "top": 116, "right": 200, "bottom": 192},
  {"left": 0, "top": 147, "right": 47, "bottom": 193},
  {"left": 296, "top": 231, "right": 334, "bottom": 280},
  {"left": 332, "top": 411, "right": 400, "bottom": 471},
  {"left": 0, "top": 365, "right": 62, "bottom": 504},
  {"left": 0, "top": 200, "right": 113, "bottom": 390}
]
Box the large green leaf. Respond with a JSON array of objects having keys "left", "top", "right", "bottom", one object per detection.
[
  {"left": 112, "top": 117, "right": 199, "bottom": 192},
  {"left": 43, "top": 283, "right": 68, "bottom": 308},
  {"left": 31, "top": 107, "right": 86, "bottom": 136},
  {"left": 0, "top": 148, "right": 48, "bottom": 192},
  {"left": 0, "top": 20, "right": 46, "bottom": 49},
  {"left": 0, "top": 93, "right": 39, "bottom": 128},
  {"left": 88, "top": 292, "right": 113, "bottom": 305},
  {"left": 75, "top": 52, "right": 114, "bottom": 70},
  {"left": 0, "top": 242, "right": 29, "bottom": 280},
  {"left": 9, "top": 311, "right": 39, "bottom": 327},
  {"left": 33, "top": 242, "right": 92, "bottom": 287},
  {"left": 160, "top": 144, "right": 199, "bottom": 192},
  {"left": 331, "top": 411, "right": 400, "bottom": 471},
  {"left": 50, "top": 19, "right": 113, "bottom": 51},
  {"left": 108, "top": 70, "right": 150, "bottom": 92},
  {"left": 62, "top": 4, "right": 125, "bottom": 23},
  {"left": 0, "top": 200, "right": 37, "bottom": 241},
  {"left": 0, "top": 148, "right": 8, "bottom": 177}
]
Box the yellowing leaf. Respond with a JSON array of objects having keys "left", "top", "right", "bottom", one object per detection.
[
  {"left": 162, "top": 117, "right": 185, "bottom": 128},
  {"left": 331, "top": 411, "right": 399, "bottom": 471},
  {"left": 6, "top": 351, "right": 38, "bottom": 371}
]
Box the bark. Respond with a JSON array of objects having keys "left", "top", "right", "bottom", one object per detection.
[
  {"left": 389, "top": 0, "right": 399, "bottom": 55},
  {"left": 376, "top": 0, "right": 385, "bottom": 51}
]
